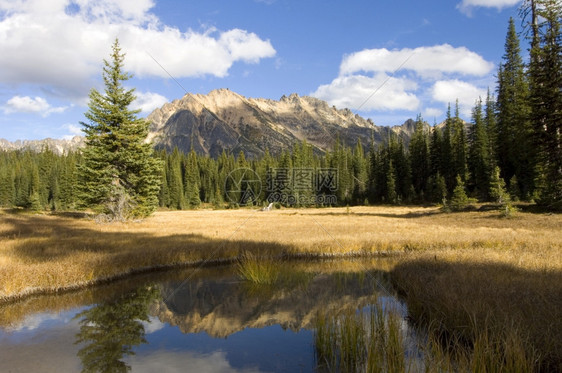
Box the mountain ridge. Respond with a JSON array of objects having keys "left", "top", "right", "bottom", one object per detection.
[
  {"left": 147, "top": 88, "right": 423, "bottom": 158},
  {"left": 0, "top": 89, "right": 427, "bottom": 157},
  {"left": 0, "top": 136, "right": 84, "bottom": 155}
]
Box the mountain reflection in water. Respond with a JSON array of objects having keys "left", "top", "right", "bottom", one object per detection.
[{"left": 0, "top": 259, "right": 409, "bottom": 372}]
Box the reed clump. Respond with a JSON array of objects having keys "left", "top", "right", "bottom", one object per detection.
[
  {"left": 314, "top": 302, "right": 410, "bottom": 372},
  {"left": 236, "top": 251, "right": 280, "bottom": 285}
]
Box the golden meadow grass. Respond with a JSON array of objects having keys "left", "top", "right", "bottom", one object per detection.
[
  {"left": 1, "top": 205, "right": 560, "bottom": 301},
  {"left": 1, "top": 205, "right": 561, "bottom": 369}
]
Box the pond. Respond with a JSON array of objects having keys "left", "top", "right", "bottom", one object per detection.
[{"left": 0, "top": 258, "right": 424, "bottom": 372}]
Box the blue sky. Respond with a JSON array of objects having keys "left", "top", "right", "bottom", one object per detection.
[{"left": 0, "top": 0, "right": 527, "bottom": 141}]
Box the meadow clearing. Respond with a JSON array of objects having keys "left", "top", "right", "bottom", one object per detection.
[
  {"left": 1, "top": 205, "right": 560, "bottom": 301},
  {"left": 0, "top": 205, "right": 561, "bottom": 369}
]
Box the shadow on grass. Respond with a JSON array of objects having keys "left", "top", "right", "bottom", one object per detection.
[
  {"left": 391, "top": 258, "right": 562, "bottom": 371},
  {"left": 0, "top": 212, "right": 293, "bottom": 262},
  {"left": 303, "top": 209, "right": 443, "bottom": 219},
  {"left": 0, "top": 212, "right": 301, "bottom": 303}
]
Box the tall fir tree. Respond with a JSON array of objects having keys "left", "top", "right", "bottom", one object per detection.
[
  {"left": 429, "top": 123, "right": 443, "bottom": 178},
  {"left": 441, "top": 104, "right": 455, "bottom": 194},
  {"left": 167, "top": 147, "right": 185, "bottom": 209},
  {"left": 78, "top": 39, "right": 162, "bottom": 219},
  {"left": 368, "top": 142, "right": 380, "bottom": 203},
  {"left": 484, "top": 89, "right": 498, "bottom": 168},
  {"left": 468, "top": 98, "right": 491, "bottom": 200},
  {"left": 385, "top": 160, "right": 398, "bottom": 204},
  {"left": 352, "top": 140, "right": 368, "bottom": 204},
  {"left": 184, "top": 149, "right": 201, "bottom": 208},
  {"left": 496, "top": 18, "right": 534, "bottom": 198},
  {"left": 525, "top": 0, "right": 562, "bottom": 208},
  {"left": 409, "top": 114, "right": 430, "bottom": 202},
  {"left": 157, "top": 150, "right": 170, "bottom": 208},
  {"left": 451, "top": 101, "right": 469, "bottom": 183}
]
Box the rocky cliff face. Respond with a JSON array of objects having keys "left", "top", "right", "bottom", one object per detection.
[{"left": 147, "top": 89, "right": 419, "bottom": 158}]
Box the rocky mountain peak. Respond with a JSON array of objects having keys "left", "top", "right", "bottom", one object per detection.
[
  {"left": 146, "top": 88, "right": 421, "bottom": 158},
  {"left": 0, "top": 89, "right": 425, "bottom": 158}
]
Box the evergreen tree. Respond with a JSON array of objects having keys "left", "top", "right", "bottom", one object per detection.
[
  {"left": 352, "top": 140, "right": 368, "bottom": 204},
  {"left": 496, "top": 18, "right": 534, "bottom": 198},
  {"left": 490, "top": 166, "right": 510, "bottom": 205},
  {"left": 441, "top": 104, "right": 455, "bottom": 193},
  {"left": 449, "top": 175, "right": 469, "bottom": 211},
  {"left": 368, "top": 142, "right": 381, "bottom": 203},
  {"left": 184, "top": 149, "right": 201, "bottom": 208},
  {"left": 14, "top": 159, "right": 30, "bottom": 208},
  {"left": 525, "top": 0, "right": 562, "bottom": 208},
  {"left": 484, "top": 89, "right": 498, "bottom": 168},
  {"left": 385, "top": 160, "right": 397, "bottom": 204},
  {"left": 0, "top": 154, "right": 15, "bottom": 207},
  {"left": 468, "top": 98, "right": 491, "bottom": 200},
  {"left": 429, "top": 124, "right": 443, "bottom": 180},
  {"left": 29, "top": 163, "right": 41, "bottom": 211},
  {"left": 157, "top": 151, "right": 170, "bottom": 207},
  {"left": 389, "top": 136, "right": 412, "bottom": 203},
  {"left": 409, "top": 114, "right": 430, "bottom": 202},
  {"left": 451, "top": 101, "right": 468, "bottom": 183},
  {"left": 167, "top": 147, "right": 185, "bottom": 209},
  {"left": 431, "top": 172, "right": 447, "bottom": 204},
  {"left": 58, "top": 154, "right": 74, "bottom": 209},
  {"left": 78, "top": 39, "right": 162, "bottom": 219},
  {"left": 509, "top": 175, "right": 521, "bottom": 201}
]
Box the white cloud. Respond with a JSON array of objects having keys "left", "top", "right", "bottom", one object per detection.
[
  {"left": 423, "top": 107, "right": 444, "bottom": 119},
  {"left": 131, "top": 91, "right": 168, "bottom": 114},
  {"left": 0, "top": 0, "right": 276, "bottom": 100},
  {"left": 6, "top": 311, "right": 66, "bottom": 331},
  {"left": 312, "top": 73, "right": 419, "bottom": 111},
  {"left": 431, "top": 79, "right": 486, "bottom": 117},
  {"left": 62, "top": 123, "right": 83, "bottom": 140},
  {"left": 127, "top": 350, "right": 263, "bottom": 373},
  {"left": 340, "top": 44, "right": 494, "bottom": 79},
  {"left": 312, "top": 44, "right": 492, "bottom": 118},
  {"left": 141, "top": 316, "right": 166, "bottom": 334},
  {"left": 4, "top": 96, "right": 49, "bottom": 113},
  {"left": 67, "top": 123, "right": 82, "bottom": 135},
  {"left": 3, "top": 95, "right": 67, "bottom": 116},
  {"left": 125, "top": 27, "right": 275, "bottom": 79},
  {"left": 457, "top": 0, "right": 521, "bottom": 15}
]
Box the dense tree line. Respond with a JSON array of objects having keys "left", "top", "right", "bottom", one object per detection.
[
  {"left": 0, "top": 148, "right": 79, "bottom": 211},
  {"left": 0, "top": 4, "right": 559, "bottom": 212}
]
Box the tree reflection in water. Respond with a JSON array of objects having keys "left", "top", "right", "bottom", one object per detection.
[{"left": 74, "top": 285, "right": 160, "bottom": 373}]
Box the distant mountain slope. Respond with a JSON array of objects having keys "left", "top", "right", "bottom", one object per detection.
[
  {"left": 0, "top": 136, "right": 84, "bottom": 155},
  {"left": 147, "top": 89, "right": 421, "bottom": 158}
]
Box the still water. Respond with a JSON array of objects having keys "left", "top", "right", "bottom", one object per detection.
[{"left": 0, "top": 259, "right": 419, "bottom": 372}]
